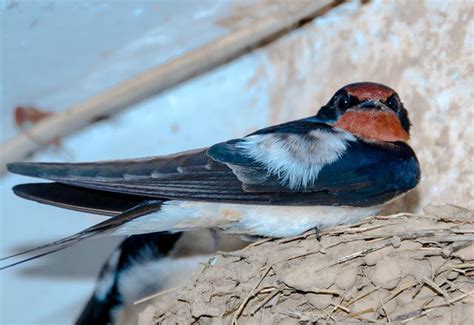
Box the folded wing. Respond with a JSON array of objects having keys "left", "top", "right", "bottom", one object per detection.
[{"left": 7, "top": 119, "right": 420, "bottom": 208}]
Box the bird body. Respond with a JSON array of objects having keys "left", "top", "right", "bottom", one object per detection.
[
  {"left": 2, "top": 82, "right": 421, "bottom": 270},
  {"left": 76, "top": 230, "right": 246, "bottom": 324},
  {"left": 112, "top": 200, "right": 384, "bottom": 238}
]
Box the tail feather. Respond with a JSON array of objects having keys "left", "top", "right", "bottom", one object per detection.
[
  {"left": 0, "top": 200, "right": 163, "bottom": 270},
  {"left": 0, "top": 242, "right": 83, "bottom": 270},
  {"left": 12, "top": 182, "right": 148, "bottom": 216}
]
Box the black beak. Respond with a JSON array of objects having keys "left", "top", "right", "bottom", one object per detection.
[{"left": 353, "top": 100, "right": 391, "bottom": 112}]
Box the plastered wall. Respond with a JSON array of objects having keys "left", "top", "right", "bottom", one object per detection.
[{"left": 1, "top": 0, "right": 472, "bottom": 323}]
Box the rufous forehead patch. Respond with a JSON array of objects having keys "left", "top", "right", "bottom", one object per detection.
[{"left": 345, "top": 83, "right": 394, "bottom": 101}]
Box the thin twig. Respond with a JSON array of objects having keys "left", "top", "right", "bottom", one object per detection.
[
  {"left": 394, "top": 291, "right": 474, "bottom": 322},
  {"left": 241, "top": 237, "right": 276, "bottom": 250},
  {"left": 382, "top": 281, "right": 418, "bottom": 304},
  {"left": 425, "top": 290, "right": 474, "bottom": 309},
  {"left": 379, "top": 295, "right": 392, "bottom": 324},
  {"left": 251, "top": 287, "right": 281, "bottom": 315},
  {"left": 448, "top": 263, "right": 474, "bottom": 269},
  {"left": 327, "top": 295, "right": 350, "bottom": 320},
  {"left": 134, "top": 284, "right": 185, "bottom": 305},
  {"left": 344, "top": 287, "right": 380, "bottom": 307},
  {"left": 0, "top": 0, "right": 336, "bottom": 172},
  {"left": 232, "top": 265, "right": 274, "bottom": 324},
  {"left": 399, "top": 308, "right": 434, "bottom": 323},
  {"left": 420, "top": 276, "right": 450, "bottom": 303}
]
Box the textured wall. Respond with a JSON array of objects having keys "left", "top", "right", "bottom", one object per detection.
[{"left": 1, "top": 0, "right": 473, "bottom": 323}]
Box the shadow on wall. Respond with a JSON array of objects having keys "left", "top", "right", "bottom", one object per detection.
[{"left": 383, "top": 187, "right": 421, "bottom": 215}]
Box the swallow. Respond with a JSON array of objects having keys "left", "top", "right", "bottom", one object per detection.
[
  {"left": 77, "top": 232, "right": 183, "bottom": 325},
  {"left": 77, "top": 229, "right": 244, "bottom": 324},
  {"left": 1, "top": 82, "right": 421, "bottom": 270}
]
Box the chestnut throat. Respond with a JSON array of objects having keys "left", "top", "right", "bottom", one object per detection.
[{"left": 333, "top": 110, "right": 409, "bottom": 142}]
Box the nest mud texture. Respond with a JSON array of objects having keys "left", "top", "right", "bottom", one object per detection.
[{"left": 137, "top": 205, "right": 473, "bottom": 324}]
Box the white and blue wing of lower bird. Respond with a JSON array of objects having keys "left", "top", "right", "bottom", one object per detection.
[
  {"left": 2, "top": 81, "right": 420, "bottom": 270},
  {"left": 76, "top": 230, "right": 247, "bottom": 324}
]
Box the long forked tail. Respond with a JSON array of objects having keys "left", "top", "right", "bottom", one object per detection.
[{"left": 0, "top": 200, "right": 163, "bottom": 270}]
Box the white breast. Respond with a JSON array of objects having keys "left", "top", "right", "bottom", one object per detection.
[
  {"left": 113, "top": 201, "right": 383, "bottom": 238},
  {"left": 235, "top": 129, "right": 355, "bottom": 190}
]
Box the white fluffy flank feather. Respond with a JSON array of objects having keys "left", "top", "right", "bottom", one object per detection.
[
  {"left": 112, "top": 201, "right": 383, "bottom": 238},
  {"left": 236, "top": 128, "right": 355, "bottom": 190}
]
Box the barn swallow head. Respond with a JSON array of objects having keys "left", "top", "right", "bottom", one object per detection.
[{"left": 315, "top": 82, "right": 410, "bottom": 142}]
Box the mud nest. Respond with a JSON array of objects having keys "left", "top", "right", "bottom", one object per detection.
[{"left": 133, "top": 204, "right": 473, "bottom": 324}]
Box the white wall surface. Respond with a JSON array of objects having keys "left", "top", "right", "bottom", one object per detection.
[
  {"left": 1, "top": 0, "right": 472, "bottom": 323},
  {"left": 1, "top": 1, "right": 271, "bottom": 323}
]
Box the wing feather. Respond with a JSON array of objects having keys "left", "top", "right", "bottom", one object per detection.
[
  {"left": 7, "top": 120, "right": 420, "bottom": 207},
  {"left": 13, "top": 183, "right": 147, "bottom": 216}
]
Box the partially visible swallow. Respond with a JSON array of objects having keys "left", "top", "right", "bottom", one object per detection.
[
  {"left": 2, "top": 82, "right": 421, "bottom": 270},
  {"left": 77, "top": 232, "right": 183, "bottom": 325},
  {"left": 76, "top": 230, "right": 246, "bottom": 324}
]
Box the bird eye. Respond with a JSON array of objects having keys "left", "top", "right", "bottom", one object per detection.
[
  {"left": 386, "top": 96, "right": 400, "bottom": 111},
  {"left": 335, "top": 93, "right": 350, "bottom": 111}
]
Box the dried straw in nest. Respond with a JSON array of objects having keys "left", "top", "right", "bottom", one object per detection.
[{"left": 131, "top": 204, "right": 474, "bottom": 324}]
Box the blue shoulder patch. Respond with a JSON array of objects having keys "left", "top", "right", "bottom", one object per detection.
[{"left": 207, "top": 139, "right": 257, "bottom": 166}]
